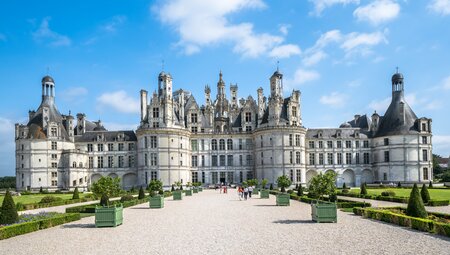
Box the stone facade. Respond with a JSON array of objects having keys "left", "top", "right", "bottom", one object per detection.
[{"left": 15, "top": 70, "right": 433, "bottom": 191}]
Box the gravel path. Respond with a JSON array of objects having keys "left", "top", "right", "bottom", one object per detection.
[{"left": 2, "top": 190, "right": 449, "bottom": 254}]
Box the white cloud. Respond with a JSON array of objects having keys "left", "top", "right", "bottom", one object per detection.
[
  {"left": 309, "top": 0, "right": 360, "bottom": 15},
  {"left": 153, "top": 0, "right": 296, "bottom": 58},
  {"left": 319, "top": 92, "right": 349, "bottom": 107},
  {"left": 269, "top": 44, "right": 301, "bottom": 58},
  {"left": 302, "top": 50, "right": 327, "bottom": 66},
  {"left": 353, "top": 0, "right": 400, "bottom": 25},
  {"left": 97, "top": 90, "right": 140, "bottom": 114},
  {"left": 60, "top": 87, "right": 88, "bottom": 102},
  {"left": 286, "top": 68, "right": 320, "bottom": 88},
  {"left": 369, "top": 97, "right": 390, "bottom": 113},
  {"left": 340, "top": 31, "right": 387, "bottom": 52},
  {"left": 101, "top": 15, "right": 127, "bottom": 33},
  {"left": 32, "top": 17, "right": 71, "bottom": 47},
  {"left": 428, "top": 0, "right": 450, "bottom": 15},
  {"left": 442, "top": 76, "right": 450, "bottom": 90},
  {"left": 433, "top": 135, "right": 450, "bottom": 157},
  {"left": 0, "top": 117, "right": 16, "bottom": 176},
  {"left": 279, "top": 24, "right": 290, "bottom": 35}
]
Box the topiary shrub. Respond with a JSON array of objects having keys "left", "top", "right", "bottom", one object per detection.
[
  {"left": 360, "top": 182, "right": 368, "bottom": 195},
  {"left": 171, "top": 185, "right": 175, "bottom": 192},
  {"left": 138, "top": 186, "right": 145, "bottom": 199},
  {"left": 277, "top": 175, "right": 292, "bottom": 193},
  {"left": 342, "top": 189, "right": 349, "bottom": 194},
  {"left": 297, "top": 184, "right": 303, "bottom": 196},
  {"left": 158, "top": 190, "right": 164, "bottom": 195},
  {"left": 100, "top": 194, "right": 109, "bottom": 206},
  {"left": 91, "top": 176, "right": 121, "bottom": 199},
  {"left": 397, "top": 182, "right": 401, "bottom": 188},
  {"left": 429, "top": 181, "right": 433, "bottom": 188},
  {"left": 381, "top": 191, "right": 396, "bottom": 197},
  {"left": 421, "top": 184, "right": 431, "bottom": 204},
  {"left": 329, "top": 193, "right": 337, "bottom": 202},
  {"left": 72, "top": 187, "right": 80, "bottom": 200},
  {"left": 295, "top": 183, "right": 299, "bottom": 190},
  {"left": 287, "top": 189, "right": 294, "bottom": 194},
  {"left": 120, "top": 194, "right": 135, "bottom": 203},
  {"left": 269, "top": 183, "right": 273, "bottom": 190},
  {"left": 39, "top": 187, "right": 43, "bottom": 193},
  {"left": 0, "top": 190, "right": 19, "bottom": 224},
  {"left": 406, "top": 183, "right": 428, "bottom": 218},
  {"left": 342, "top": 182, "right": 347, "bottom": 189},
  {"left": 39, "top": 196, "right": 63, "bottom": 204}
]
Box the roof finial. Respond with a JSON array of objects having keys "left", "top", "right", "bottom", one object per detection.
[{"left": 396, "top": 66, "right": 399, "bottom": 74}]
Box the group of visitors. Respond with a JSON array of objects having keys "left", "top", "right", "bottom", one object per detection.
[{"left": 237, "top": 186, "right": 254, "bottom": 200}]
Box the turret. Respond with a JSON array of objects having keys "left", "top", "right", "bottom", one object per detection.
[
  {"left": 230, "top": 84, "right": 238, "bottom": 108},
  {"left": 270, "top": 68, "right": 283, "bottom": 99},
  {"left": 371, "top": 111, "right": 380, "bottom": 132},
  {"left": 217, "top": 71, "right": 225, "bottom": 98},
  {"left": 65, "top": 113, "right": 74, "bottom": 141},
  {"left": 76, "top": 113, "right": 86, "bottom": 135},
  {"left": 257, "top": 87, "right": 265, "bottom": 123},
  {"left": 41, "top": 75, "right": 55, "bottom": 103},
  {"left": 205, "top": 85, "right": 211, "bottom": 106},
  {"left": 140, "top": 90, "right": 148, "bottom": 122},
  {"left": 158, "top": 72, "right": 173, "bottom": 126}
]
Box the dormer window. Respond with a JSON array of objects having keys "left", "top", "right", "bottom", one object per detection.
[
  {"left": 318, "top": 131, "right": 323, "bottom": 138},
  {"left": 354, "top": 131, "right": 360, "bottom": 138},
  {"left": 421, "top": 123, "right": 427, "bottom": 132},
  {"left": 336, "top": 131, "right": 341, "bottom": 138}
]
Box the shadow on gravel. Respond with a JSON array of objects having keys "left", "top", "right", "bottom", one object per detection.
[
  {"left": 272, "top": 219, "right": 314, "bottom": 224},
  {"left": 128, "top": 207, "right": 149, "bottom": 209},
  {"left": 62, "top": 223, "right": 95, "bottom": 228},
  {"left": 253, "top": 204, "right": 278, "bottom": 207}
]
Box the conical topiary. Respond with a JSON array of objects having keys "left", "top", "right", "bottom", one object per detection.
[
  {"left": 72, "top": 187, "right": 80, "bottom": 200},
  {"left": 342, "top": 182, "right": 347, "bottom": 189},
  {"left": 297, "top": 184, "right": 303, "bottom": 196},
  {"left": 269, "top": 183, "right": 273, "bottom": 190},
  {"left": 421, "top": 183, "right": 431, "bottom": 204},
  {"left": 295, "top": 183, "right": 299, "bottom": 190},
  {"left": 171, "top": 185, "right": 175, "bottom": 192},
  {"left": 138, "top": 186, "right": 145, "bottom": 199},
  {"left": 360, "top": 182, "right": 368, "bottom": 195},
  {"left": 100, "top": 194, "right": 109, "bottom": 206},
  {"left": 0, "top": 190, "right": 19, "bottom": 224},
  {"left": 397, "top": 182, "right": 401, "bottom": 188},
  {"left": 406, "top": 184, "right": 428, "bottom": 218},
  {"left": 39, "top": 186, "right": 43, "bottom": 193},
  {"left": 429, "top": 181, "right": 433, "bottom": 188}
]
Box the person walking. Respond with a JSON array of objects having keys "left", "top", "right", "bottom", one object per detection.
[
  {"left": 238, "top": 186, "right": 243, "bottom": 200},
  {"left": 244, "top": 187, "right": 248, "bottom": 200},
  {"left": 248, "top": 185, "right": 253, "bottom": 198}
]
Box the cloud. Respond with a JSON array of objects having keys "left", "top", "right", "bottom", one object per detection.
[
  {"left": 302, "top": 50, "right": 327, "bottom": 66},
  {"left": 353, "top": 0, "right": 400, "bottom": 25},
  {"left": 433, "top": 135, "right": 450, "bottom": 157},
  {"left": 269, "top": 44, "right": 301, "bottom": 58},
  {"left": 32, "top": 17, "right": 71, "bottom": 47},
  {"left": 309, "top": 0, "right": 360, "bottom": 15},
  {"left": 97, "top": 90, "right": 140, "bottom": 114},
  {"left": 428, "top": 0, "right": 450, "bottom": 15},
  {"left": 442, "top": 76, "right": 450, "bottom": 90},
  {"left": 60, "top": 87, "right": 88, "bottom": 102},
  {"left": 153, "top": 0, "right": 297, "bottom": 58},
  {"left": 369, "top": 97, "right": 390, "bottom": 113},
  {"left": 319, "top": 92, "right": 349, "bottom": 107},
  {"left": 101, "top": 15, "right": 127, "bottom": 33},
  {"left": 285, "top": 68, "right": 320, "bottom": 88},
  {"left": 0, "top": 117, "right": 16, "bottom": 176},
  {"left": 341, "top": 31, "right": 387, "bottom": 52},
  {"left": 279, "top": 24, "right": 290, "bottom": 35}
]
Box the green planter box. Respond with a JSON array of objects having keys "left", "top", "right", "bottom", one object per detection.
[
  {"left": 173, "top": 190, "right": 182, "bottom": 200},
  {"left": 276, "top": 193, "right": 290, "bottom": 206},
  {"left": 149, "top": 195, "right": 164, "bottom": 209},
  {"left": 311, "top": 202, "right": 337, "bottom": 223},
  {"left": 260, "top": 189, "right": 270, "bottom": 199},
  {"left": 199, "top": 187, "right": 203, "bottom": 192},
  {"left": 193, "top": 188, "right": 199, "bottom": 193},
  {"left": 185, "top": 190, "right": 193, "bottom": 196},
  {"left": 253, "top": 188, "right": 259, "bottom": 195},
  {"left": 95, "top": 204, "right": 123, "bottom": 227}
]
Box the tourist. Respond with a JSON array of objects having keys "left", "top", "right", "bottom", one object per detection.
[
  {"left": 244, "top": 187, "right": 248, "bottom": 200},
  {"left": 224, "top": 186, "right": 227, "bottom": 194},
  {"left": 248, "top": 185, "right": 253, "bottom": 198},
  {"left": 238, "top": 186, "right": 243, "bottom": 200}
]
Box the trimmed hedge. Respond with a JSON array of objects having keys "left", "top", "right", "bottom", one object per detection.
[
  {"left": 16, "top": 197, "right": 95, "bottom": 211},
  {"left": 271, "top": 190, "right": 371, "bottom": 208},
  {"left": 427, "top": 200, "right": 450, "bottom": 207},
  {"left": 353, "top": 207, "right": 450, "bottom": 238},
  {"left": 0, "top": 213, "right": 81, "bottom": 240}
]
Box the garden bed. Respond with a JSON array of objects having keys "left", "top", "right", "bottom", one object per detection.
[
  {"left": 268, "top": 190, "right": 371, "bottom": 208},
  {"left": 338, "top": 192, "right": 450, "bottom": 206}
]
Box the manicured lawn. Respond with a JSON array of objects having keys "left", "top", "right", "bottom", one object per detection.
[
  {"left": 348, "top": 188, "right": 450, "bottom": 200},
  {"left": 0, "top": 193, "right": 87, "bottom": 205}
]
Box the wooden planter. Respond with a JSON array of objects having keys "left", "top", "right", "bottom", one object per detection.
[
  {"left": 199, "top": 187, "right": 203, "bottom": 192},
  {"left": 260, "top": 189, "right": 270, "bottom": 199},
  {"left": 193, "top": 188, "right": 199, "bottom": 193},
  {"left": 311, "top": 202, "right": 337, "bottom": 223},
  {"left": 276, "top": 193, "right": 290, "bottom": 206},
  {"left": 149, "top": 195, "right": 164, "bottom": 209},
  {"left": 185, "top": 190, "right": 193, "bottom": 196},
  {"left": 173, "top": 190, "right": 182, "bottom": 200},
  {"left": 95, "top": 204, "right": 123, "bottom": 227}
]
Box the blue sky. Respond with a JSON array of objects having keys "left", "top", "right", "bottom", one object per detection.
[{"left": 1, "top": 0, "right": 450, "bottom": 176}]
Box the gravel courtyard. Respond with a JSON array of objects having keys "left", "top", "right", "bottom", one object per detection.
[{"left": 2, "top": 190, "right": 450, "bottom": 255}]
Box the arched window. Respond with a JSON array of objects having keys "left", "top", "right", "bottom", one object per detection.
[
  {"left": 79, "top": 162, "right": 83, "bottom": 168},
  {"left": 72, "top": 162, "right": 77, "bottom": 168},
  {"left": 219, "top": 139, "right": 225, "bottom": 150},
  {"left": 227, "top": 139, "right": 233, "bottom": 150},
  {"left": 212, "top": 139, "right": 217, "bottom": 150}
]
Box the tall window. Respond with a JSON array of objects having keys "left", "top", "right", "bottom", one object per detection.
[
  {"left": 384, "top": 138, "right": 389, "bottom": 146},
  {"left": 318, "top": 141, "right": 323, "bottom": 149},
  {"left": 151, "top": 171, "right": 157, "bottom": 181},
  {"left": 290, "top": 169, "right": 294, "bottom": 182},
  {"left": 289, "top": 134, "right": 293, "bottom": 146},
  {"left": 191, "top": 113, "right": 198, "bottom": 123},
  {"left": 295, "top": 135, "right": 300, "bottom": 146},
  {"left": 292, "top": 106, "right": 297, "bottom": 117},
  {"left": 51, "top": 141, "right": 57, "bottom": 150},
  {"left": 245, "top": 139, "right": 253, "bottom": 150},
  {"left": 108, "top": 143, "right": 114, "bottom": 151},
  {"left": 150, "top": 153, "right": 157, "bottom": 166},
  {"left": 51, "top": 127, "right": 57, "bottom": 136},
  {"left": 191, "top": 140, "right": 198, "bottom": 151},
  {"left": 227, "top": 155, "right": 233, "bottom": 166},
  {"left": 327, "top": 141, "right": 333, "bottom": 148},
  {"left": 363, "top": 153, "right": 370, "bottom": 164},
  {"left": 308, "top": 141, "right": 315, "bottom": 149},
  {"left": 384, "top": 151, "right": 390, "bottom": 162},
  {"left": 327, "top": 153, "right": 333, "bottom": 165},
  {"left": 319, "top": 153, "right": 324, "bottom": 165},
  {"left": 88, "top": 157, "right": 93, "bottom": 168},
  {"left": 296, "top": 152, "right": 301, "bottom": 164},
  {"left": 192, "top": 155, "right": 198, "bottom": 167},
  {"left": 153, "top": 108, "right": 159, "bottom": 118},
  {"left": 212, "top": 155, "right": 218, "bottom": 166},
  {"left": 289, "top": 151, "right": 293, "bottom": 164},
  {"left": 245, "top": 112, "right": 252, "bottom": 122},
  {"left": 98, "top": 156, "right": 104, "bottom": 168},
  {"left": 296, "top": 169, "right": 301, "bottom": 182},
  {"left": 355, "top": 141, "right": 360, "bottom": 148},
  {"left": 246, "top": 155, "right": 253, "bottom": 166},
  {"left": 219, "top": 139, "right": 225, "bottom": 150},
  {"left": 337, "top": 153, "right": 342, "bottom": 164},
  {"left": 345, "top": 153, "right": 352, "bottom": 164},
  {"left": 202, "top": 172, "right": 205, "bottom": 183},
  {"left": 423, "top": 168, "right": 429, "bottom": 180},
  {"left": 144, "top": 137, "right": 148, "bottom": 148},
  {"left": 355, "top": 153, "right": 360, "bottom": 164},
  {"left": 422, "top": 149, "right": 428, "bottom": 161},
  {"left": 337, "top": 141, "right": 342, "bottom": 148},
  {"left": 422, "top": 136, "right": 427, "bottom": 144},
  {"left": 363, "top": 140, "right": 369, "bottom": 148},
  {"left": 201, "top": 139, "right": 205, "bottom": 150},
  {"left": 118, "top": 156, "right": 124, "bottom": 167},
  {"left": 239, "top": 139, "right": 243, "bottom": 150},
  {"left": 201, "top": 155, "right": 205, "bottom": 166},
  {"left": 309, "top": 153, "right": 315, "bottom": 165},
  {"left": 144, "top": 153, "right": 148, "bottom": 167},
  {"left": 108, "top": 156, "right": 114, "bottom": 168},
  {"left": 128, "top": 155, "right": 134, "bottom": 167},
  {"left": 118, "top": 143, "right": 124, "bottom": 151},
  {"left": 345, "top": 141, "right": 351, "bottom": 148},
  {"left": 150, "top": 136, "right": 157, "bottom": 148},
  {"left": 87, "top": 144, "right": 93, "bottom": 152},
  {"left": 98, "top": 144, "right": 103, "bottom": 152},
  {"left": 227, "top": 139, "right": 233, "bottom": 150},
  {"left": 192, "top": 172, "right": 199, "bottom": 183},
  {"left": 220, "top": 155, "right": 226, "bottom": 166},
  {"left": 212, "top": 139, "right": 218, "bottom": 150}
]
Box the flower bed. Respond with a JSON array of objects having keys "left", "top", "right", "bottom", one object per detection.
[
  {"left": 0, "top": 212, "right": 81, "bottom": 240},
  {"left": 353, "top": 207, "right": 450, "bottom": 238}
]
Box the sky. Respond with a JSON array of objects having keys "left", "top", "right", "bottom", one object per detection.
[{"left": 1, "top": 0, "right": 450, "bottom": 176}]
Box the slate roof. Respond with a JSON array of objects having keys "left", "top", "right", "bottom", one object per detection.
[
  {"left": 306, "top": 128, "right": 369, "bottom": 139},
  {"left": 75, "top": 130, "right": 137, "bottom": 142}
]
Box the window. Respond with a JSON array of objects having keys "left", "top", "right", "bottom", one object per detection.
[
  {"left": 72, "top": 162, "right": 77, "bottom": 168},
  {"left": 245, "top": 139, "right": 253, "bottom": 150},
  {"left": 239, "top": 139, "right": 243, "bottom": 150},
  {"left": 200, "top": 139, "right": 205, "bottom": 151},
  {"left": 212, "top": 155, "right": 218, "bottom": 166},
  {"left": 212, "top": 139, "right": 218, "bottom": 150},
  {"left": 246, "top": 155, "right": 253, "bottom": 166},
  {"left": 201, "top": 155, "right": 205, "bottom": 166},
  {"left": 422, "top": 136, "right": 427, "bottom": 144},
  {"left": 220, "top": 155, "right": 226, "bottom": 166},
  {"left": 128, "top": 143, "right": 135, "bottom": 151},
  {"left": 227, "top": 155, "right": 233, "bottom": 166},
  {"left": 108, "top": 143, "right": 114, "bottom": 151},
  {"left": 191, "top": 113, "right": 198, "bottom": 123},
  {"left": 87, "top": 144, "right": 93, "bottom": 152},
  {"left": 51, "top": 154, "right": 57, "bottom": 159},
  {"left": 355, "top": 153, "right": 360, "bottom": 164},
  {"left": 51, "top": 141, "right": 57, "bottom": 150},
  {"left": 51, "top": 172, "right": 57, "bottom": 178},
  {"left": 192, "top": 172, "right": 199, "bottom": 183},
  {"left": 309, "top": 153, "right": 315, "bottom": 165},
  {"left": 308, "top": 141, "right": 315, "bottom": 149},
  {"left": 202, "top": 172, "right": 205, "bottom": 183},
  {"left": 337, "top": 153, "right": 342, "bottom": 164},
  {"left": 245, "top": 126, "right": 252, "bottom": 132},
  {"left": 51, "top": 127, "right": 57, "bottom": 137},
  {"left": 191, "top": 140, "right": 198, "bottom": 151},
  {"left": 383, "top": 173, "right": 388, "bottom": 181},
  {"left": 191, "top": 126, "right": 198, "bottom": 133},
  {"left": 97, "top": 144, "right": 103, "bottom": 152},
  {"left": 51, "top": 180, "right": 57, "bottom": 186},
  {"left": 192, "top": 155, "right": 198, "bottom": 167},
  {"left": 318, "top": 141, "right": 323, "bottom": 149},
  {"left": 422, "top": 123, "right": 427, "bottom": 132},
  {"left": 363, "top": 140, "right": 369, "bottom": 148},
  {"left": 89, "top": 157, "right": 93, "bottom": 168},
  {"left": 219, "top": 139, "right": 225, "bottom": 150},
  {"left": 144, "top": 153, "right": 148, "bottom": 167},
  {"left": 364, "top": 153, "right": 370, "bottom": 164},
  {"left": 153, "top": 108, "right": 159, "bottom": 118},
  {"left": 118, "top": 143, "right": 124, "bottom": 151},
  {"left": 98, "top": 156, "right": 104, "bottom": 168},
  {"left": 246, "top": 171, "right": 253, "bottom": 180},
  {"left": 128, "top": 155, "right": 134, "bottom": 167},
  {"left": 212, "top": 172, "right": 218, "bottom": 184},
  {"left": 227, "top": 139, "right": 233, "bottom": 150},
  {"left": 290, "top": 169, "right": 294, "bottom": 182},
  {"left": 289, "top": 134, "right": 293, "bottom": 146},
  {"left": 345, "top": 141, "right": 351, "bottom": 148},
  {"left": 345, "top": 153, "right": 352, "bottom": 164},
  {"left": 261, "top": 136, "right": 264, "bottom": 147},
  {"left": 239, "top": 155, "right": 243, "bottom": 166},
  {"left": 245, "top": 112, "right": 252, "bottom": 122},
  {"left": 108, "top": 156, "right": 114, "bottom": 168},
  {"left": 153, "top": 122, "right": 159, "bottom": 128},
  {"left": 296, "top": 152, "right": 301, "bottom": 164},
  {"left": 319, "top": 153, "right": 324, "bottom": 165},
  {"left": 150, "top": 136, "right": 157, "bottom": 148},
  {"left": 289, "top": 151, "right": 293, "bottom": 164},
  {"left": 327, "top": 141, "right": 333, "bottom": 148},
  {"left": 337, "top": 141, "right": 342, "bottom": 148},
  {"left": 118, "top": 156, "right": 124, "bottom": 167},
  {"left": 227, "top": 172, "right": 234, "bottom": 183},
  {"left": 384, "top": 138, "right": 389, "bottom": 146},
  {"left": 423, "top": 168, "right": 429, "bottom": 180},
  {"left": 384, "top": 151, "right": 390, "bottom": 162},
  {"left": 327, "top": 153, "right": 333, "bottom": 165},
  {"left": 422, "top": 150, "right": 428, "bottom": 161},
  {"left": 151, "top": 171, "right": 157, "bottom": 181},
  {"left": 295, "top": 135, "right": 300, "bottom": 146},
  {"left": 296, "top": 169, "right": 301, "bottom": 182},
  {"left": 292, "top": 106, "right": 297, "bottom": 117},
  {"left": 239, "top": 171, "right": 243, "bottom": 183},
  {"left": 355, "top": 141, "right": 360, "bottom": 148},
  {"left": 144, "top": 137, "right": 148, "bottom": 148},
  {"left": 51, "top": 162, "right": 57, "bottom": 168}
]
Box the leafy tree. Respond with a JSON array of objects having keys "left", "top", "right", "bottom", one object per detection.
[
  {"left": 276, "top": 175, "right": 292, "bottom": 193},
  {"left": 261, "top": 179, "right": 268, "bottom": 189},
  {"left": 360, "top": 182, "right": 368, "bottom": 196},
  {"left": 406, "top": 184, "right": 428, "bottom": 218},
  {"left": 72, "top": 187, "right": 80, "bottom": 200},
  {"left": 148, "top": 180, "right": 163, "bottom": 196},
  {"left": 100, "top": 194, "right": 109, "bottom": 206},
  {"left": 421, "top": 184, "right": 431, "bottom": 204},
  {"left": 441, "top": 171, "right": 450, "bottom": 182},
  {"left": 91, "top": 176, "right": 121, "bottom": 199},
  {"left": 0, "top": 176, "right": 16, "bottom": 189},
  {"left": 297, "top": 184, "right": 303, "bottom": 196},
  {"left": 308, "top": 171, "right": 337, "bottom": 200},
  {"left": 138, "top": 186, "right": 145, "bottom": 199},
  {"left": 433, "top": 154, "right": 444, "bottom": 175},
  {"left": 0, "top": 190, "right": 19, "bottom": 224}
]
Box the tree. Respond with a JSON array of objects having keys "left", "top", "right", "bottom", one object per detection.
[
  {"left": 429, "top": 181, "right": 433, "bottom": 188},
  {"left": 406, "top": 184, "right": 428, "bottom": 218},
  {"left": 148, "top": 180, "right": 163, "bottom": 196},
  {"left": 261, "top": 179, "right": 268, "bottom": 189},
  {"left": 39, "top": 186, "right": 43, "bottom": 193},
  {"left": 100, "top": 194, "right": 109, "bottom": 206},
  {"left": 397, "top": 182, "right": 401, "bottom": 188},
  {"left": 342, "top": 182, "right": 347, "bottom": 189},
  {"left": 91, "top": 176, "right": 121, "bottom": 199},
  {"left": 171, "top": 185, "right": 175, "bottom": 192},
  {"left": 269, "top": 183, "right": 273, "bottom": 190},
  {"left": 72, "top": 187, "right": 80, "bottom": 200},
  {"left": 360, "top": 182, "right": 368, "bottom": 196},
  {"left": 421, "top": 184, "right": 431, "bottom": 204},
  {"left": 0, "top": 190, "right": 19, "bottom": 224},
  {"left": 433, "top": 154, "right": 444, "bottom": 175},
  {"left": 276, "top": 175, "right": 292, "bottom": 193},
  {"left": 308, "top": 172, "right": 337, "bottom": 200},
  {"left": 0, "top": 176, "right": 16, "bottom": 189},
  {"left": 138, "top": 186, "right": 145, "bottom": 199},
  {"left": 297, "top": 184, "right": 303, "bottom": 196}
]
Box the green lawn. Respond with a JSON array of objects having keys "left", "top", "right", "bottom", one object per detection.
[
  {"left": 348, "top": 188, "right": 450, "bottom": 201},
  {"left": 0, "top": 193, "right": 88, "bottom": 205}
]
